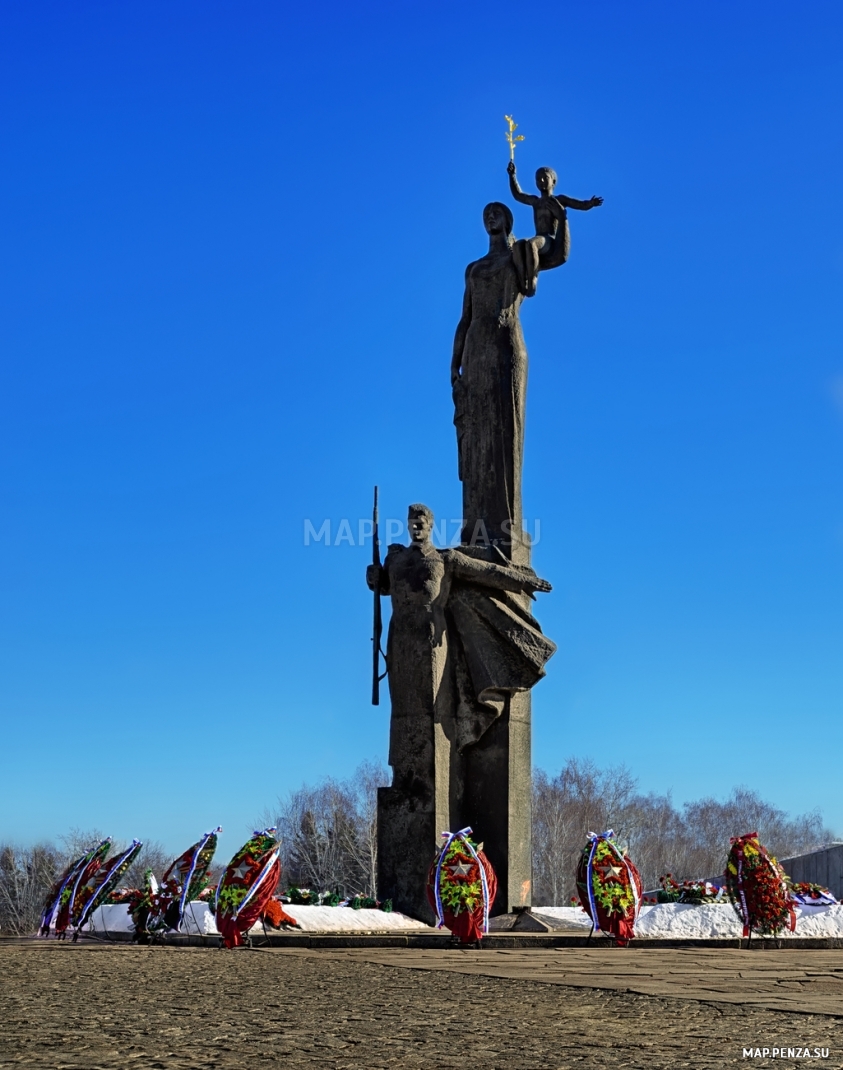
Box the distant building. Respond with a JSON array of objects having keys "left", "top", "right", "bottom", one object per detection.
[{"left": 780, "top": 843, "right": 843, "bottom": 899}]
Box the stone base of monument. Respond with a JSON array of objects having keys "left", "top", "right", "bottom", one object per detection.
[
  {"left": 68, "top": 902, "right": 843, "bottom": 949},
  {"left": 490, "top": 906, "right": 591, "bottom": 933}
]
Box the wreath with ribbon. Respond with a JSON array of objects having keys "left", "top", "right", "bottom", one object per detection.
[
  {"left": 40, "top": 839, "right": 109, "bottom": 937},
  {"left": 576, "top": 830, "right": 642, "bottom": 946},
  {"left": 121, "top": 868, "right": 158, "bottom": 941},
  {"left": 725, "top": 832, "right": 796, "bottom": 938},
  {"left": 789, "top": 881, "right": 836, "bottom": 908},
  {"left": 68, "top": 840, "right": 144, "bottom": 940},
  {"left": 144, "top": 828, "right": 222, "bottom": 935},
  {"left": 54, "top": 839, "right": 113, "bottom": 936},
  {"left": 426, "top": 828, "right": 497, "bottom": 944},
  {"left": 215, "top": 828, "right": 282, "bottom": 948}
]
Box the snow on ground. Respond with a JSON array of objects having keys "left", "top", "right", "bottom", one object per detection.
[
  {"left": 536, "top": 903, "right": 843, "bottom": 939},
  {"left": 80, "top": 902, "right": 843, "bottom": 940},
  {"left": 81, "top": 903, "right": 219, "bottom": 936},
  {"left": 265, "top": 905, "right": 432, "bottom": 932},
  {"left": 82, "top": 902, "right": 432, "bottom": 936},
  {"left": 635, "top": 904, "right": 744, "bottom": 939},
  {"left": 83, "top": 904, "right": 135, "bottom": 933}
]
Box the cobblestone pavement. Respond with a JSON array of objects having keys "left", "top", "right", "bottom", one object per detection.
[{"left": 0, "top": 942, "right": 839, "bottom": 1070}]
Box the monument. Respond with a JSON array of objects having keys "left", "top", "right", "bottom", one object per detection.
[{"left": 368, "top": 119, "right": 603, "bottom": 921}]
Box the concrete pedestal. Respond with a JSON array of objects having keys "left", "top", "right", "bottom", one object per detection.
[{"left": 460, "top": 691, "right": 532, "bottom": 914}]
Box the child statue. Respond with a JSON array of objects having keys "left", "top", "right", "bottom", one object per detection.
[{"left": 507, "top": 160, "right": 603, "bottom": 296}]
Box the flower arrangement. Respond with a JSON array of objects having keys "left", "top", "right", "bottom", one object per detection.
[
  {"left": 216, "top": 828, "right": 281, "bottom": 948},
  {"left": 42, "top": 841, "right": 116, "bottom": 937},
  {"left": 71, "top": 849, "right": 120, "bottom": 926},
  {"left": 261, "top": 897, "right": 299, "bottom": 929},
  {"left": 283, "top": 887, "right": 392, "bottom": 911},
  {"left": 678, "top": 879, "right": 723, "bottom": 904},
  {"left": 426, "top": 828, "right": 497, "bottom": 945},
  {"left": 121, "top": 869, "right": 158, "bottom": 940},
  {"left": 788, "top": 881, "right": 837, "bottom": 908},
  {"left": 436, "top": 840, "right": 484, "bottom": 918},
  {"left": 216, "top": 830, "right": 277, "bottom": 917},
  {"left": 656, "top": 874, "right": 680, "bottom": 902},
  {"left": 725, "top": 832, "right": 796, "bottom": 938},
  {"left": 654, "top": 874, "right": 723, "bottom": 905},
  {"left": 349, "top": 895, "right": 379, "bottom": 910},
  {"left": 53, "top": 839, "right": 112, "bottom": 935},
  {"left": 286, "top": 886, "right": 325, "bottom": 906},
  {"left": 575, "top": 830, "right": 642, "bottom": 946},
  {"left": 73, "top": 840, "right": 144, "bottom": 938}
]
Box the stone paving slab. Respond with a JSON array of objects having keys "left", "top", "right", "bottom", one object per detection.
[{"left": 334, "top": 947, "right": 843, "bottom": 1018}]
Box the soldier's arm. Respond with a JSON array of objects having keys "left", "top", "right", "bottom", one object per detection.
[
  {"left": 447, "top": 551, "right": 551, "bottom": 594},
  {"left": 366, "top": 555, "right": 392, "bottom": 595}
]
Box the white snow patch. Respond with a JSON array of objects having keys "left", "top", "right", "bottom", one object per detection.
[
  {"left": 83, "top": 905, "right": 135, "bottom": 933},
  {"left": 635, "top": 903, "right": 744, "bottom": 939},
  {"left": 81, "top": 901, "right": 431, "bottom": 935},
  {"left": 181, "top": 902, "right": 222, "bottom": 935},
  {"left": 633, "top": 903, "right": 843, "bottom": 939},
  {"left": 537, "top": 903, "right": 843, "bottom": 939},
  {"left": 787, "top": 905, "right": 843, "bottom": 937},
  {"left": 256, "top": 905, "right": 432, "bottom": 932},
  {"left": 80, "top": 903, "right": 218, "bottom": 936}
]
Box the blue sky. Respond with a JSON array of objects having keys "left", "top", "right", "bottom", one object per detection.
[{"left": 1, "top": 1, "right": 842, "bottom": 856}]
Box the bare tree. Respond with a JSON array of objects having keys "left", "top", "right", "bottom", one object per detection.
[
  {"left": 680, "top": 787, "right": 834, "bottom": 880},
  {"left": 531, "top": 758, "right": 638, "bottom": 905},
  {"left": 531, "top": 761, "right": 839, "bottom": 904},
  {"left": 623, "top": 791, "right": 692, "bottom": 891},
  {"left": 0, "top": 842, "right": 60, "bottom": 935},
  {"left": 342, "top": 759, "right": 386, "bottom": 897},
  {"left": 258, "top": 759, "right": 389, "bottom": 898},
  {"left": 287, "top": 779, "right": 359, "bottom": 893},
  {"left": 59, "top": 827, "right": 109, "bottom": 862},
  {"left": 531, "top": 770, "right": 569, "bottom": 907}
]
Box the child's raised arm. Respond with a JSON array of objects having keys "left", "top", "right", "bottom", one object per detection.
[{"left": 507, "top": 162, "right": 539, "bottom": 205}]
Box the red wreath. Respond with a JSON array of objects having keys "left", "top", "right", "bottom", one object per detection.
[
  {"left": 426, "top": 832, "right": 497, "bottom": 945},
  {"left": 216, "top": 831, "right": 282, "bottom": 948},
  {"left": 576, "top": 833, "right": 642, "bottom": 947},
  {"left": 725, "top": 832, "right": 796, "bottom": 938},
  {"left": 217, "top": 858, "right": 281, "bottom": 948}
]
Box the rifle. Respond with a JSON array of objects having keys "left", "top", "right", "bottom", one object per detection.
[{"left": 371, "top": 485, "right": 385, "bottom": 705}]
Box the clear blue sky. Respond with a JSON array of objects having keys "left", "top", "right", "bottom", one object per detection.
[{"left": 2, "top": 1, "right": 842, "bottom": 856}]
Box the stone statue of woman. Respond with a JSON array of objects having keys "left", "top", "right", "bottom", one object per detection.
[{"left": 450, "top": 200, "right": 569, "bottom": 561}]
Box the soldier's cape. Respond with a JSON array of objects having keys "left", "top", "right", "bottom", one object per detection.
[{"left": 445, "top": 549, "right": 556, "bottom": 749}]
